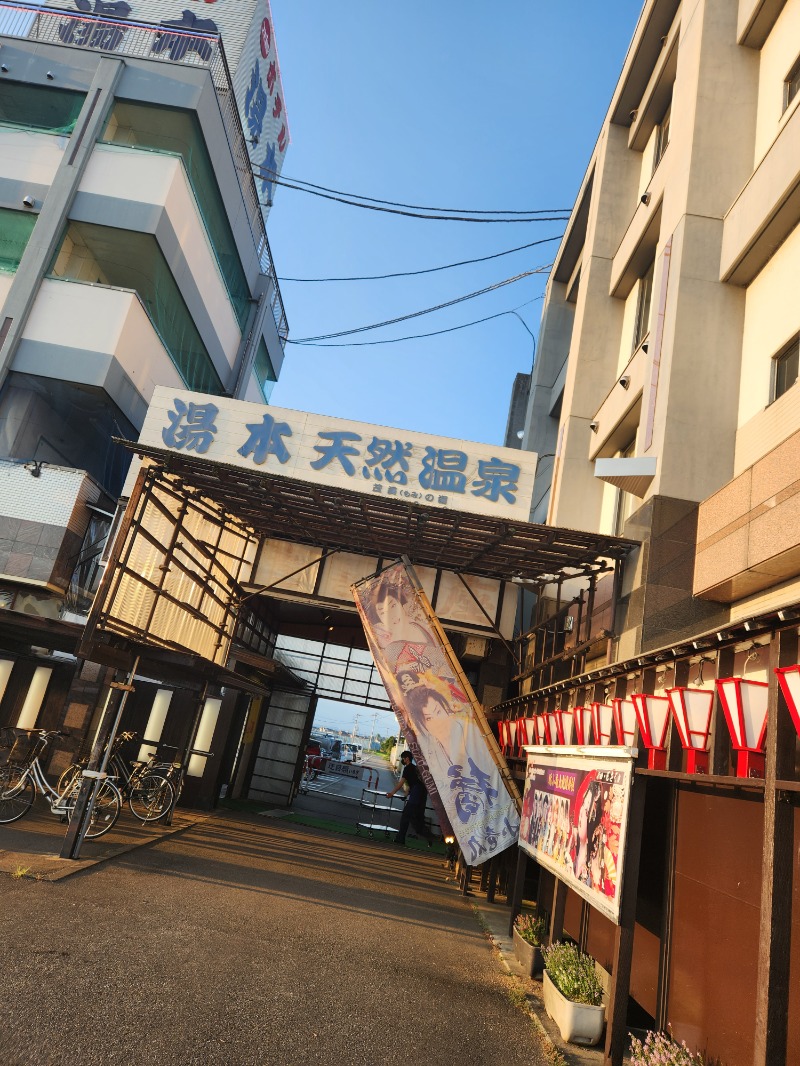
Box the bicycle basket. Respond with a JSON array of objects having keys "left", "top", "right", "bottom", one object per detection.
[
  {"left": 0, "top": 726, "right": 17, "bottom": 751},
  {"left": 7, "top": 732, "right": 38, "bottom": 767}
]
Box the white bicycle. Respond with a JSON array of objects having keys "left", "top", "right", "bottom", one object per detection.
[{"left": 0, "top": 729, "right": 122, "bottom": 838}]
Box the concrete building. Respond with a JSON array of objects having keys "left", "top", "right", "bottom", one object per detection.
[
  {"left": 504, "top": 1, "right": 800, "bottom": 1062},
  {"left": 0, "top": 3, "right": 289, "bottom": 784}
]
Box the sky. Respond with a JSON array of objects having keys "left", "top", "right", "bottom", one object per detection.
[{"left": 264, "top": 1, "right": 645, "bottom": 731}]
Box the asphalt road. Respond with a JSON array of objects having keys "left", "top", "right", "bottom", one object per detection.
[{"left": 1, "top": 811, "right": 553, "bottom": 1066}]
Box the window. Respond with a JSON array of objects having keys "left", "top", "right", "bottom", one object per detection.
[
  {"left": 772, "top": 337, "right": 799, "bottom": 401},
  {"left": 49, "top": 221, "right": 225, "bottom": 397},
  {"left": 253, "top": 338, "right": 277, "bottom": 402},
  {"left": 632, "top": 262, "right": 654, "bottom": 353},
  {"left": 784, "top": 56, "right": 800, "bottom": 114},
  {"left": 0, "top": 79, "right": 84, "bottom": 134},
  {"left": 0, "top": 207, "right": 36, "bottom": 274},
  {"left": 102, "top": 102, "right": 251, "bottom": 331},
  {"left": 653, "top": 102, "right": 671, "bottom": 170}
]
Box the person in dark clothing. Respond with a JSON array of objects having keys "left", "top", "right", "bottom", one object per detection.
[{"left": 386, "top": 750, "right": 433, "bottom": 847}]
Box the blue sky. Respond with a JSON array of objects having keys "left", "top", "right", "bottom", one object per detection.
[{"left": 265, "top": 1, "right": 644, "bottom": 730}]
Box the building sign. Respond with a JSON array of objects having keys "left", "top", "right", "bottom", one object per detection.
[
  {"left": 23, "top": 0, "right": 262, "bottom": 70},
  {"left": 140, "top": 387, "right": 538, "bottom": 522},
  {"left": 232, "top": 0, "right": 289, "bottom": 217},
  {"left": 518, "top": 748, "right": 635, "bottom": 925},
  {"left": 352, "top": 562, "right": 521, "bottom": 865}
]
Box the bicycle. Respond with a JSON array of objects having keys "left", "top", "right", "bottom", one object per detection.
[
  {"left": 58, "top": 731, "right": 175, "bottom": 824},
  {"left": 0, "top": 729, "right": 122, "bottom": 837}
]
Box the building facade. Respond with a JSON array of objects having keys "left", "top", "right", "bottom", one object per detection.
[
  {"left": 508, "top": 1, "right": 800, "bottom": 1062},
  {"left": 0, "top": 3, "right": 289, "bottom": 787}
]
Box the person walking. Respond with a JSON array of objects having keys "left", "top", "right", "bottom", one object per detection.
[{"left": 386, "top": 751, "right": 433, "bottom": 848}]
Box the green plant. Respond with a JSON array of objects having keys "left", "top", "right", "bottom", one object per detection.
[
  {"left": 542, "top": 941, "right": 604, "bottom": 1006},
  {"left": 630, "top": 1030, "right": 722, "bottom": 1065},
  {"left": 514, "top": 911, "right": 546, "bottom": 946}
]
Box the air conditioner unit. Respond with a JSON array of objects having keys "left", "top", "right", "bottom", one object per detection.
[{"left": 462, "top": 635, "right": 490, "bottom": 660}]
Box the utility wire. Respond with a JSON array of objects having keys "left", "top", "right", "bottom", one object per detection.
[
  {"left": 289, "top": 269, "right": 543, "bottom": 343},
  {"left": 254, "top": 167, "right": 569, "bottom": 223},
  {"left": 287, "top": 299, "right": 544, "bottom": 348},
  {"left": 278, "top": 235, "right": 562, "bottom": 282},
  {"left": 259, "top": 168, "right": 570, "bottom": 216}
]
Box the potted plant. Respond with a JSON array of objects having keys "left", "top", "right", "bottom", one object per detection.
[
  {"left": 542, "top": 941, "right": 605, "bottom": 1046},
  {"left": 630, "top": 1030, "right": 722, "bottom": 1065},
  {"left": 512, "top": 912, "right": 547, "bottom": 976}
]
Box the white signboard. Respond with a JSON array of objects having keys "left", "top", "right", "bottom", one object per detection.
[
  {"left": 140, "top": 387, "right": 538, "bottom": 522},
  {"left": 233, "top": 0, "right": 290, "bottom": 217},
  {"left": 26, "top": 1, "right": 262, "bottom": 71}
]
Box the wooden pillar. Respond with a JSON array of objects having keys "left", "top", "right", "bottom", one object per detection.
[
  {"left": 508, "top": 847, "right": 528, "bottom": 935},
  {"left": 486, "top": 855, "right": 499, "bottom": 903},
  {"left": 753, "top": 629, "right": 796, "bottom": 1066},
  {"left": 603, "top": 773, "right": 647, "bottom": 1066},
  {"left": 551, "top": 877, "right": 567, "bottom": 943}
]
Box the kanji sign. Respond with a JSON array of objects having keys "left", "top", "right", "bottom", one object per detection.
[{"left": 139, "top": 387, "right": 538, "bottom": 522}]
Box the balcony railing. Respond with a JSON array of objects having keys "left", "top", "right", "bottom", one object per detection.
[{"left": 0, "top": 1, "right": 288, "bottom": 347}]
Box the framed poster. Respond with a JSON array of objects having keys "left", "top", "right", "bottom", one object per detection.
[{"left": 518, "top": 746, "right": 636, "bottom": 925}]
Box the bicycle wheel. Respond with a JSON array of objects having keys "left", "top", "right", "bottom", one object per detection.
[
  {"left": 61, "top": 778, "right": 122, "bottom": 839},
  {"left": 0, "top": 766, "right": 36, "bottom": 823},
  {"left": 128, "top": 773, "right": 174, "bottom": 823},
  {"left": 57, "top": 762, "right": 83, "bottom": 796}
]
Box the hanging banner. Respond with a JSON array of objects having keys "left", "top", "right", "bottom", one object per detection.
[
  {"left": 352, "top": 561, "right": 520, "bottom": 864},
  {"left": 518, "top": 747, "right": 635, "bottom": 925},
  {"left": 389, "top": 702, "right": 453, "bottom": 841}
]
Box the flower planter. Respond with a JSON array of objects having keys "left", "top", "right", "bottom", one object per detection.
[
  {"left": 543, "top": 969, "right": 605, "bottom": 1046},
  {"left": 512, "top": 927, "right": 544, "bottom": 977}
]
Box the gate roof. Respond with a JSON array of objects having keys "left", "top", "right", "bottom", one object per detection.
[{"left": 125, "top": 443, "right": 637, "bottom": 583}]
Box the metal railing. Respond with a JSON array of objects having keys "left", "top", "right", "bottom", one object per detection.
[{"left": 0, "top": 2, "right": 288, "bottom": 347}]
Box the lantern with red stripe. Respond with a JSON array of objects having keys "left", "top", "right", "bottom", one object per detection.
[
  {"left": 631, "top": 693, "right": 671, "bottom": 769},
  {"left": 573, "top": 705, "right": 593, "bottom": 745},
  {"left": 667, "top": 687, "right": 714, "bottom": 773},
  {"left": 590, "top": 702, "right": 613, "bottom": 745},
  {"left": 535, "top": 714, "right": 552, "bottom": 745},
  {"left": 497, "top": 720, "right": 510, "bottom": 757},
  {"left": 507, "top": 718, "right": 519, "bottom": 759},
  {"left": 715, "top": 677, "right": 769, "bottom": 778},
  {"left": 611, "top": 697, "right": 638, "bottom": 747},
  {"left": 552, "top": 709, "right": 575, "bottom": 745},
  {"left": 546, "top": 711, "right": 560, "bottom": 744},
  {"left": 776, "top": 665, "right": 800, "bottom": 739}
]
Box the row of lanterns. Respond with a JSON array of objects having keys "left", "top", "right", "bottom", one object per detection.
[{"left": 500, "top": 664, "right": 800, "bottom": 779}]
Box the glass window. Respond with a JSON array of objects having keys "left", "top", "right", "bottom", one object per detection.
[
  {"left": 0, "top": 207, "right": 36, "bottom": 273},
  {"left": 49, "top": 221, "right": 224, "bottom": 396},
  {"left": 632, "top": 262, "right": 654, "bottom": 353},
  {"left": 785, "top": 57, "right": 800, "bottom": 114},
  {"left": 0, "top": 372, "right": 137, "bottom": 496},
  {"left": 0, "top": 79, "right": 84, "bottom": 134},
  {"left": 653, "top": 103, "right": 671, "bottom": 170},
  {"left": 253, "top": 338, "right": 276, "bottom": 402},
  {"left": 773, "top": 337, "right": 799, "bottom": 401},
  {"left": 101, "top": 101, "right": 251, "bottom": 331}
]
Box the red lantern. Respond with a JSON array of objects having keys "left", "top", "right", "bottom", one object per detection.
[
  {"left": 590, "top": 702, "right": 613, "bottom": 746},
  {"left": 535, "top": 714, "right": 552, "bottom": 744},
  {"left": 716, "top": 677, "right": 769, "bottom": 778},
  {"left": 546, "top": 711, "right": 560, "bottom": 744},
  {"left": 611, "top": 697, "right": 638, "bottom": 746},
  {"left": 667, "top": 687, "right": 714, "bottom": 774},
  {"left": 573, "top": 705, "right": 593, "bottom": 745},
  {"left": 516, "top": 717, "right": 535, "bottom": 754},
  {"left": 776, "top": 665, "right": 800, "bottom": 738},
  {"left": 631, "top": 693, "right": 671, "bottom": 769}
]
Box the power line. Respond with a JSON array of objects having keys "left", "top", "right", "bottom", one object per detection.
[
  {"left": 278, "top": 235, "right": 562, "bottom": 282},
  {"left": 287, "top": 299, "right": 545, "bottom": 348},
  {"left": 254, "top": 167, "right": 570, "bottom": 224},
  {"left": 288, "top": 269, "right": 541, "bottom": 343},
  {"left": 259, "top": 168, "right": 570, "bottom": 216}
]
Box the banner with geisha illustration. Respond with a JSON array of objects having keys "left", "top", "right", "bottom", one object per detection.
[
  {"left": 352, "top": 561, "right": 520, "bottom": 865},
  {"left": 518, "top": 748, "right": 635, "bottom": 924}
]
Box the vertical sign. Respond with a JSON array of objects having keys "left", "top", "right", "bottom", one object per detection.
[{"left": 353, "top": 562, "right": 520, "bottom": 864}]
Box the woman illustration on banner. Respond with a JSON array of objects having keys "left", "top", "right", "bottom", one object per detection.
[
  {"left": 402, "top": 679, "right": 470, "bottom": 793},
  {"left": 369, "top": 574, "right": 438, "bottom": 674},
  {"left": 571, "top": 777, "right": 603, "bottom": 886}
]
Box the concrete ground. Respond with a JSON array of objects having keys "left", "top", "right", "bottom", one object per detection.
[{"left": 0, "top": 755, "right": 608, "bottom": 1066}]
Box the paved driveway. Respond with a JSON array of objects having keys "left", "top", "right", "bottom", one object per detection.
[{"left": 1, "top": 811, "right": 552, "bottom": 1066}]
